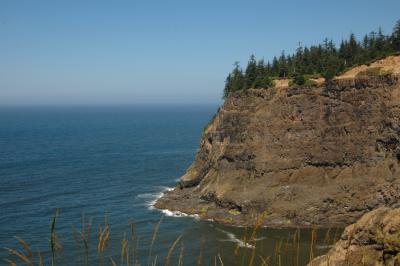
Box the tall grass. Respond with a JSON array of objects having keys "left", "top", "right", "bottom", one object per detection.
[{"left": 3, "top": 210, "right": 341, "bottom": 266}]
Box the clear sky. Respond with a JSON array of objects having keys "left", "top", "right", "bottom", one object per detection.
[{"left": 1, "top": 0, "right": 399, "bottom": 105}]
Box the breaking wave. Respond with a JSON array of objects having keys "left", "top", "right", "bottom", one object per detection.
[
  {"left": 160, "top": 209, "right": 200, "bottom": 219},
  {"left": 216, "top": 228, "right": 255, "bottom": 249},
  {"left": 135, "top": 186, "right": 174, "bottom": 209}
]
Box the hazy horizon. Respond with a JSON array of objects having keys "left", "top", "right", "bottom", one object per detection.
[{"left": 1, "top": 0, "right": 399, "bottom": 105}]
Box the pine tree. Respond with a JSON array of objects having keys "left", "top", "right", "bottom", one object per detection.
[
  {"left": 271, "top": 56, "right": 279, "bottom": 77},
  {"left": 223, "top": 73, "right": 232, "bottom": 98},
  {"left": 244, "top": 55, "right": 258, "bottom": 89},
  {"left": 253, "top": 59, "right": 272, "bottom": 88},
  {"left": 231, "top": 62, "right": 245, "bottom": 92},
  {"left": 393, "top": 19, "right": 400, "bottom": 51},
  {"left": 293, "top": 73, "right": 305, "bottom": 85},
  {"left": 278, "top": 51, "right": 288, "bottom": 78}
]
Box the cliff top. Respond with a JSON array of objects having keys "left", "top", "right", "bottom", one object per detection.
[{"left": 272, "top": 54, "right": 400, "bottom": 89}]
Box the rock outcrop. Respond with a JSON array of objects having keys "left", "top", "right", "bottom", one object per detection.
[
  {"left": 309, "top": 207, "right": 400, "bottom": 266},
  {"left": 155, "top": 74, "right": 400, "bottom": 227}
]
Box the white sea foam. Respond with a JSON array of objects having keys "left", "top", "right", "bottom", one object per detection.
[
  {"left": 149, "top": 187, "right": 202, "bottom": 219},
  {"left": 216, "top": 228, "right": 255, "bottom": 249},
  {"left": 136, "top": 186, "right": 174, "bottom": 210},
  {"left": 160, "top": 209, "right": 200, "bottom": 219},
  {"left": 140, "top": 186, "right": 202, "bottom": 220}
]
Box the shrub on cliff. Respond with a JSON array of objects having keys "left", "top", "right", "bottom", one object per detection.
[{"left": 293, "top": 73, "right": 306, "bottom": 85}]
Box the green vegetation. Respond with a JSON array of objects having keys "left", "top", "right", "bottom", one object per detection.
[
  {"left": 355, "top": 67, "right": 383, "bottom": 78},
  {"left": 223, "top": 19, "right": 400, "bottom": 97}
]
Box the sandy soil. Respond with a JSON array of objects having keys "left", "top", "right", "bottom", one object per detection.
[
  {"left": 273, "top": 79, "right": 290, "bottom": 88},
  {"left": 336, "top": 55, "right": 400, "bottom": 79}
]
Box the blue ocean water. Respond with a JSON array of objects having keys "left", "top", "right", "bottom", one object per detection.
[{"left": 0, "top": 105, "right": 336, "bottom": 265}]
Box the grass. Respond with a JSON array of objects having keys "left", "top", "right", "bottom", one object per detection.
[
  {"left": 355, "top": 67, "right": 384, "bottom": 78},
  {"left": 3, "top": 210, "right": 342, "bottom": 266}
]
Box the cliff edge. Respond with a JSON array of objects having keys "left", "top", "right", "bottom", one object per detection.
[{"left": 156, "top": 73, "right": 400, "bottom": 227}]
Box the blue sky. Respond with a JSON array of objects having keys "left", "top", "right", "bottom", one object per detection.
[{"left": 1, "top": 0, "right": 399, "bottom": 105}]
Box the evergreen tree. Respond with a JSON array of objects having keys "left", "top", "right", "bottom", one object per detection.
[
  {"left": 253, "top": 59, "right": 272, "bottom": 88},
  {"left": 271, "top": 56, "right": 279, "bottom": 76},
  {"left": 278, "top": 51, "right": 288, "bottom": 78},
  {"left": 393, "top": 19, "right": 400, "bottom": 50},
  {"left": 293, "top": 73, "right": 305, "bottom": 85},
  {"left": 244, "top": 55, "right": 258, "bottom": 89},
  {"left": 230, "top": 62, "right": 245, "bottom": 92},
  {"left": 223, "top": 73, "right": 232, "bottom": 98}
]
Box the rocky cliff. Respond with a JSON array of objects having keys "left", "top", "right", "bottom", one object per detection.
[
  {"left": 155, "top": 74, "right": 400, "bottom": 227},
  {"left": 309, "top": 207, "right": 400, "bottom": 266}
]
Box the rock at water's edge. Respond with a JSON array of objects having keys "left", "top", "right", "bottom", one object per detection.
[{"left": 309, "top": 207, "right": 400, "bottom": 266}]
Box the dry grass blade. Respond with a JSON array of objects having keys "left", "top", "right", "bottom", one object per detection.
[
  {"left": 283, "top": 237, "right": 289, "bottom": 266},
  {"left": 165, "top": 234, "right": 183, "bottom": 266},
  {"left": 197, "top": 238, "right": 205, "bottom": 266},
  {"left": 248, "top": 211, "right": 268, "bottom": 266},
  {"left": 15, "top": 236, "right": 33, "bottom": 259},
  {"left": 53, "top": 233, "right": 63, "bottom": 252},
  {"left": 38, "top": 250, "right": 43, "bottom": 266},
  {"left": 130, "top": 219, "right": 135, "bottom": 241},
  {"left": 259, "top": 255, "right": 270, "bottom": 266},
  {"left": 110, "top": 257, "right": 117, "bottom": 266},
  {"left": 87, "top": 217, "right": 92, "bottom": 246},
  {"left": 97, "top": 223, "right": 104, "bottom": 253},
  {"left": 147, "top": 215, "right": 164, "bottom": 266},
  {"left": 178, "top": 241, "right": 184, "bottom": 266},
  {"left": 134, "top": 234, "right": 141, "bottom": 265},
  {"left": 217, "top": 253, "right": 224, "bottom": 266},
  {"left": 80, "top": 232, "right": 89, "bottom": 261},
  {"left": 323, "top": 228, "right": 331, "bottom": 246},
  {"left": 4, "top": 247, "right": 33, "bottom": 266},
  {"left": 126, "top": 241, "right": 130, "bottom": 266},
  {"left": 293, "top": 229, "right": 300, "bottom": 266},
  {"left": 83, "top": 214, "right": 92, "bottom": 265},
  {"left": 309, "top": 228, "right": 317, "bottom": 263},
  {"left": 98, "top": 218, "right": 110, "bottom": 254},
  {"left": 121, "top": 233, "right": 129, "bottom": 266},
  {"left": 249, "top": 245, "right": 256, "bottom": 266},
  {"left": 152, "top": 255, "right": 158, "bottom": 266},
  {"left": 3, "top": 258, "right": 17, "bottom": 266},
  {"left": 71, "top": 224, "right": 89, "bottom": 264}
]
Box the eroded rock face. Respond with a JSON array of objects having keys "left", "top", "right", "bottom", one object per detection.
[
  {"left": 156, "top": 75, "right": 400, "bottom": 227},
  {"left": 309, "top": 207, "right": 400, "bottom": 266}
]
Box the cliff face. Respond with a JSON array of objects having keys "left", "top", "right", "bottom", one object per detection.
[{"left": 156, "top": 75, "right": 400, "bottom": 227}]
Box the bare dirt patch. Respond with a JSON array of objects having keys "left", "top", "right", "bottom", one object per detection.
[
  {"left": 336, "top": 55, "right": 400, "bottom": 79},
  {"left": 273, "top": 78, "right": 291, "bottom": 88}
]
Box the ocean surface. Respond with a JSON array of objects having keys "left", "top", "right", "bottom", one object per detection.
[{"left": 0, "top": 105, "right": 339, "bottom": 265}]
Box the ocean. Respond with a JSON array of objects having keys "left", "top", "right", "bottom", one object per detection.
[{"left": 0, "top": 105, "right": 337, "bottom": 265}]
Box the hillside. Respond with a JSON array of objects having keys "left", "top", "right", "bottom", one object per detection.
[
  {"left": 336, "top": 54, "right": 400, "bottom": 79},
  {"left": 156, "top": 65, "right": 400, "bottom": 227}
]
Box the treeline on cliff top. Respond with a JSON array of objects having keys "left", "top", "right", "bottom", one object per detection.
[{"left": 223, "top": 19, "right": 400, "bottom": 97}]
